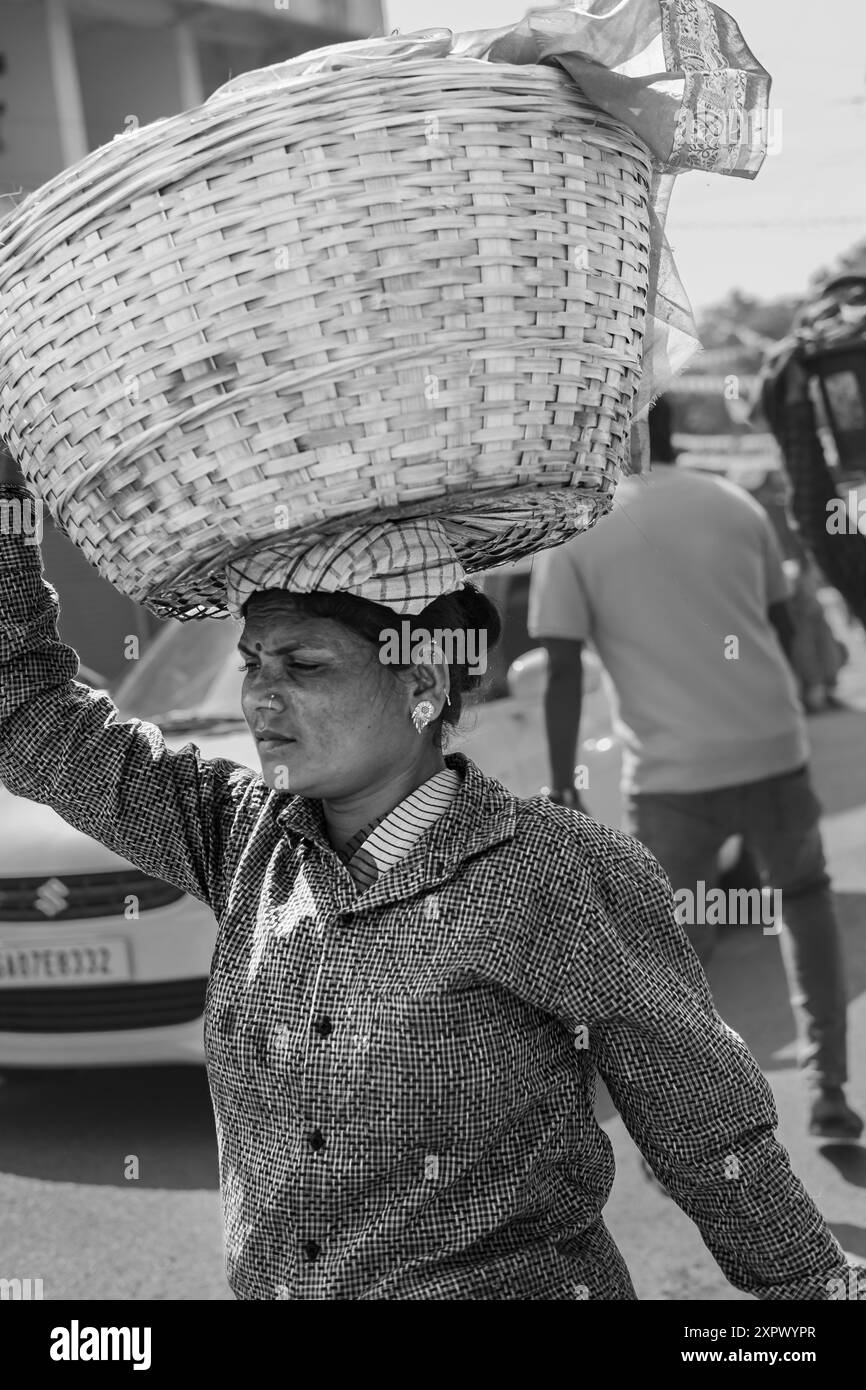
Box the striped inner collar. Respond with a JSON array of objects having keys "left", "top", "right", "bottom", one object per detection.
[{"left": 336, "top": 767, "right": 462, "bottom": 890}]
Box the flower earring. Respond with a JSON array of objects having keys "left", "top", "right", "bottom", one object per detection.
[{"left": 411, "top": 700, "right": 436, "bottom": 734}]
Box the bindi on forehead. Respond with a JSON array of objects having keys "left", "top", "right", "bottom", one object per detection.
[{"left": 240, "top": 605, "right": 370, "bottom": 661}]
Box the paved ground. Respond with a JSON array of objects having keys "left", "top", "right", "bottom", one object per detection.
[{"left": 1, "top": 609, "right": 864, "bottom": 1301}]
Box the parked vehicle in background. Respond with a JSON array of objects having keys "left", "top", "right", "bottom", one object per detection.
[{"left": 0, "top": 636, "right": 243, "bottom": 1070}]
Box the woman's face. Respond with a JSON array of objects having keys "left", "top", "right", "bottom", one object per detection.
[{"left": 238, "top": 594, "right": 431, "bottom": 799}]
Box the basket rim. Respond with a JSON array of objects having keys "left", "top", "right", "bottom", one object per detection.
[
  {"left": 144, "top": 489, "right": 615, "bottom": 622},
  {"left": 0, "top": 60, "right": 653, "bottom": 270},
  {"left": 138, "top": 485, "right": 615, "bottom": 620}
]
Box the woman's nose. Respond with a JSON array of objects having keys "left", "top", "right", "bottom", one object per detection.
[{"left": 242, "top": 674, "right": 284, "bottom": 714}]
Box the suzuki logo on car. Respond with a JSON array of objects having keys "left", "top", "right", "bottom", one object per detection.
[{"left": 34, "top": 878, "right": 70, "bottom": 918}]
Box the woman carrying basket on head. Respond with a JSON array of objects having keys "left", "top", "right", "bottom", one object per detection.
[{"left": 1, "top": 442, "right": 863, "bottom": 1300}]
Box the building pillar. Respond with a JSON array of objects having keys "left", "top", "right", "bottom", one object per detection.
[
  {"left": 43, "top": 0, "right": 89, "bottom": 163},
  {"left": 175, "top": 21, "right": 205, "bottom": 110}
]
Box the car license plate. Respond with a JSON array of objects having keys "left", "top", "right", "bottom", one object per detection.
[{"left": 0, "top": 940, "right": 131, "bottom": 988}]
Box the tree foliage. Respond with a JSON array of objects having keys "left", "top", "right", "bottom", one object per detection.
[{"left": 694, "top": 234, "right": 866, "bottom": 357}]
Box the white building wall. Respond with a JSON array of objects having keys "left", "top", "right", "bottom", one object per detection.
[{"left": 73, "top": 22, "right": 187, "bottom": 152}]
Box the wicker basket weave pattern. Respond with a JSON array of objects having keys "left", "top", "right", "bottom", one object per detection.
[{"left": 0, "top": 58, "right": 653, "bottom": 619}]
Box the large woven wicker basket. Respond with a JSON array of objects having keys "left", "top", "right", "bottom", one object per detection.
[{"left": 0, "top": 41, "right": 653, "bottom": 619}]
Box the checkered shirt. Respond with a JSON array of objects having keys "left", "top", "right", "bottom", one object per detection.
[{"left": 1, "top": 483, "right": 863, "bottom": 1301}]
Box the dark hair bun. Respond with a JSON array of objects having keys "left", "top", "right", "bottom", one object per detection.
[
  {"left": 416, "top": 581, "right": 503, "bottom": 741},
  {"left": 454, "top": 583, "right": 503, "bottom": 648}
]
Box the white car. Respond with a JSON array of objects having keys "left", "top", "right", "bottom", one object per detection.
[{"left": 0, "top": 583, "right": 621, "bottom": 1068}]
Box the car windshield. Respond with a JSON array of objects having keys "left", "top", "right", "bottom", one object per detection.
[{"left": 113, "top": 617, "right": 247, "bottom": 728}]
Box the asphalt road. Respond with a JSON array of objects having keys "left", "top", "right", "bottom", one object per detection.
[{"left": 1, "top": 623, "right": 865, "bottom": 1302}]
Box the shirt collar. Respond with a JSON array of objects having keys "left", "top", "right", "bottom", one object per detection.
[{"left": 267, "top": 752, "right": 516, "bottom": 883}]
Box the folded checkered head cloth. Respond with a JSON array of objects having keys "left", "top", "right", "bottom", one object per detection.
[{"left": 224, "top": 518, "right": 469, "bottom": 618}]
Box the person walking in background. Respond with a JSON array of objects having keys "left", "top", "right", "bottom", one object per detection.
[
  {"left": 757, "top": 275, "right": 866, "bottom": 630},
  {"left": 751, "top": 468, "right": 848, "bottom": 713},
  {"left": 528, "top": 398, "right": 862, "bottom": 1141}
]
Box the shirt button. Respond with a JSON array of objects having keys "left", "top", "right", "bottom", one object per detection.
[
  {"left": 313, "top": 1015, "right": 332, "bottom": 1037},
  {"left": 308, "top": 1127, "right": 325, "bottom": 1151},
  {"left": 303, "top": 1240, "right": 320, "bottom": 1262}
]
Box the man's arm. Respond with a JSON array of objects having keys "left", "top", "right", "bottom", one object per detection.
[
  {"left": 542, "top": 637, "right": 584, "bottom": 797},
  {"left": 527, "top": 546, "right": 593, "bottom": 805}
]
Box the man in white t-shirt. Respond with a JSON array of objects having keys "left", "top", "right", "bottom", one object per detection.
[{"left": 528, "top": 398, "right": 861, "bottom": 1140}]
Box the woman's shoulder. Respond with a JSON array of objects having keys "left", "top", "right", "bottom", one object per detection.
[
  {"left": 450, "top": 755, "right": 667, "bottom": 898},
  {"left": 513, "top": 792, "right": 643, "bottom": 859},
  {"left": 511, "top": 794, "right": 670, "bottom": 899}
]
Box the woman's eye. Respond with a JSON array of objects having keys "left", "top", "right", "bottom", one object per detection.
[{"left": 237, "top": 660, "right": 321, "bottom": 673}]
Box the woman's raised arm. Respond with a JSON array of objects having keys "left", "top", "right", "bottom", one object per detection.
[{"left": 0, "top": 475, "right": 262, "bottom": 922}]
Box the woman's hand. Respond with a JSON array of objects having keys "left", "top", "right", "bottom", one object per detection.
[{"left": 0, "top": 438, "right": 25, "bottom": 487}]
